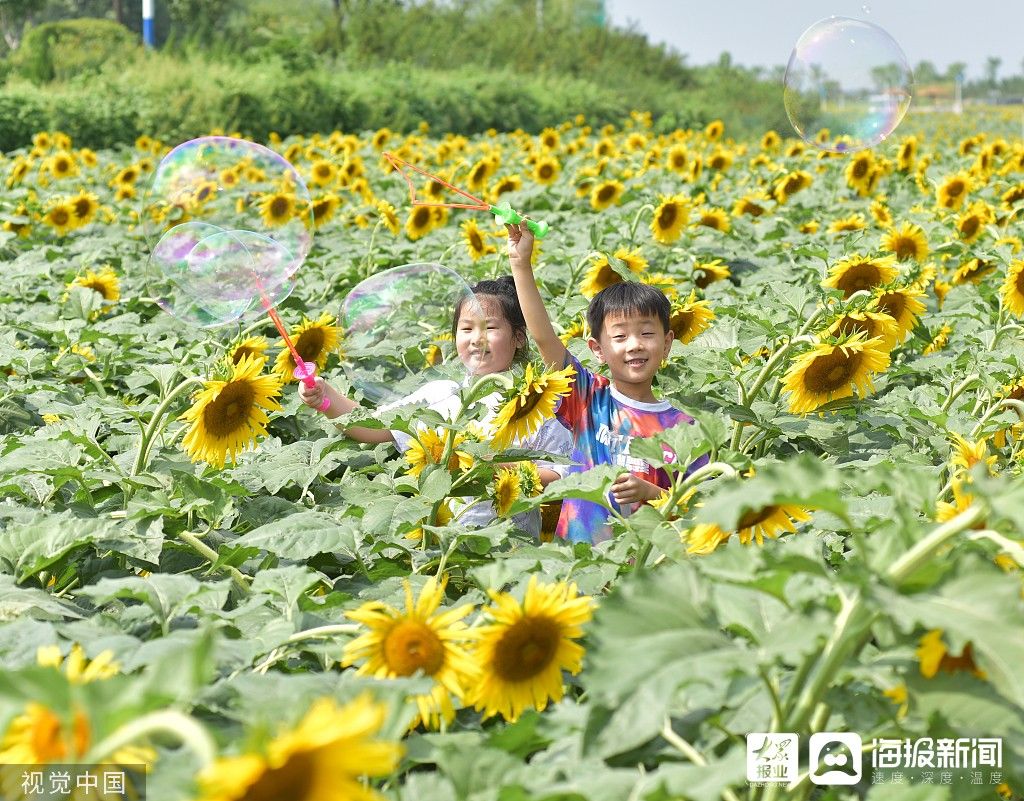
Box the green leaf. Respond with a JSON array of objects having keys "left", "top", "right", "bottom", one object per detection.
[{"left": 234, "top": 511, "right": 362, "bottom": 560}]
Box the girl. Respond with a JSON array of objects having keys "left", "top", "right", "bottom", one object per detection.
[{"left": 298, "top": 276, "right": 572, "bottom": 536}]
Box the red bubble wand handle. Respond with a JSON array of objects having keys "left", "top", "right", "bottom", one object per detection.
[{"left": 258, "top": 294, "right": 330, "bottom": 412}]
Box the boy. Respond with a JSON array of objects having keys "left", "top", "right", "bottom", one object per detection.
[{"left": 507, "top": 221, "right": 708, "bottom": 544}]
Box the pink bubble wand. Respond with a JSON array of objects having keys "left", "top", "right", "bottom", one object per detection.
[{"left": 258, "top": 290, "right": 330, "bottom": 412}]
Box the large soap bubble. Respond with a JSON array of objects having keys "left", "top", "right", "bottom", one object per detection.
[
  {"left": 141, "top": 136, "right": 313, "bottom": 328},
  {"left": 784, "top": 16, "right": 913, "bottom": 153},
  {"left": 340, "top": 263, "right": 485, "bottom": 405}
]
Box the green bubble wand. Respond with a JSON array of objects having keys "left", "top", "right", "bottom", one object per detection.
[{"left": 382, "top": 151, "right": 550, "bottom": 238}]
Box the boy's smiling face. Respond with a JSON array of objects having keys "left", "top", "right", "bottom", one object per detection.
[{"left": 589, "top": 311, "right": 673, "bottom": 401}]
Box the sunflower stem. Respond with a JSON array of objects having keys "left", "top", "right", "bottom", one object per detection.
[
  {"left": 660, "top": 718, "right": 743, "bottom": 801},
  {"left": 130, "top": 375, "right": 205, "bottom": 479},
  {"left": 85, "top": 710, "right": 216, "bottom": 768},
  {"left": 659, "top": 461, "right": 738, "bottom": 520},
  {"left": 627, "top": 203, "right": 655, "bottom": 246},
  {"left": 285, "top": 623, "right": 362, "bottom": 643},
  {"left": 177, "top": 530, "right": 250, "bottom": 594},
  {"left": 940, "top": 373, "right": 981, "bottom": 414}
]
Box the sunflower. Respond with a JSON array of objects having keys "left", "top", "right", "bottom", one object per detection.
[
  {"left": 69, "top": 190, "right": 100, "bottom": 227},
  {"left": 669, "top": 291, "right": 715, "bottom": 343},
  {"left": 650, "top": 194, "right": 690, "bottom": 244},
  {"left": 308, "top": 158, "right": 337, "bottom": 187},
  {"left": 462, "top": 218, "right": 497, "bottom": 261},
  {"left": 405, "top": 427, "right": 474, "bottom": 477},
  {"left": 6, "top": 157, "right": 31, "bottom": 188},
  {"left": 310, "top": 193, "right": 341, "bottom": 228},
  {"left": 69, "top": 265, "right": 120, "bottom": 302},
  {"left": 955, "top": 203, "right": 992, "bottom": 244},
  {"left": 760, "top": 130, "right": 781, "bottom": 151},
  {"left": 822, "top": 255, "right": 899, "bottom": 299},
  {"left": 580, "top": 248, "right": 643, "bottom": 298},
  {"left": 827, "top": 213, "right": 867, "bottom": 233},
  {"left": 538, "top": 127, "right": 561, "bottom": 150},
  {"left": 1000, "top": 183, "right": 1024, "bottom": 211},
  {"left": 194, "top": 695, "right": 401, "bottom": 801},
  {"left": 937, "top": 173, "right": 972, "bottom": 210},
  {"left": 800, "top": 220, "right": 819, "bottom": 234},
  {"left": 704, "top": 119, "right": 724, "bottom": 140},
  {"left": 949, "top": 432, "right": 996, "bottom": 477},
  {"left": 469, "top": 575, "right": 595, "bottom": 722},
  {"left": 707, "top": 149, "right": 733, "bottom": 172},
  {"left": 180, "top": 354, "right": 283, "bottom": 469},
  {"left": 1001, "top": 260, "right": 1024, "bottom": 316},
  {"left": 343, "top": 577, "right": 478, "bottom": 730},
  {"left": 695, "top": 206, "right": 730, "bottom": 232},
  {"left": 870, "top": 284, "right": 926, "bottom": 345},
  {"left": 665, "top": 144, "right": 689, "bottom": 174},
  {"left": 35, "top": 643, "right": 118, "bottom": 685},
  {"left": 952, "top": 258, "right": 996, "bottom": 286},
  {"left": 113, "top": 165, "right": 139, "bottom": 186},
  {"left": 897, "top": 136, "right": 917, "bottom": 171},
  {"left": 273, "top": 312, "right": 341, "bottom": 379},
  {"left": 532, "top": 156, "right": 560, "bottom": 186},
  {"left": 559, "top": 315, "right": 588, "bottom": 345},
  {"left": 772, "top": 170, "right": 812, "bottom": 204},
  {"left": 404, "top": 205, "right": 434, "bottom": 241},
  {"left": 490, "top": 174, "right": 522, "bottom": 201},
  {"left": 693, "top": 258, "right": 730, "bottom": 289},
  {"left": 230, "top": 336, "right": 269, "bottom": 365},
  {"left": 46, "top": 151, "right": 78, "bottom": 180},
  {"left": 869, "top": 200, "right": 892, "bottom": 227},
  {"left": 490, "top": 363, "right": 574, "bottom": 450},
  {"left": 844, "top": 151, "right": 875, "bottom": 194},
  {"left": 686, "top": 504, "right": 812, "bottom": 554},
  {"left": 732, "top": 194, "right": 769, "bottom": 218},
  {"left": 43, "top": 200, "right": 77, "bottom": 236},
  {"left": 915, "top": 629, "right": 985, "bottom": 680},
  {"left": 590, "top": 179, "right": 624, "bottom": 211},
  {"left": 781, "top": 332, "right": 891, "bottom": 414},
  {"left": 823, "top": 310, "right": 898, "bottom": 349},
  {"left": 259, "top": 191, "right": 296, "bottom": 227},
  {"left": 371, "top": 128, "right": 392, "bottom": 149},
  {"left": 493, "top": 468, "right": 522, "bottom": 518},
  {"left": 375, "top": 200, "right": 401, "bottom": 235},
  {"left": 881, "top": 222, "right": 929, "bottom": 262}
]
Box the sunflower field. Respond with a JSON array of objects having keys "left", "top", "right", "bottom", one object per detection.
[{"left": 2, "top": 108, "right": 1024, "bottom": 801}]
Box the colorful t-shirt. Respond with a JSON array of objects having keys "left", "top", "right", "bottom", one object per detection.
[{"left": 555, "top": 351, "right": 708, "bottom": 544}]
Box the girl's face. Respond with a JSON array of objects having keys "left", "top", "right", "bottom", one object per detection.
[{"left": 455, "top": 296, "right": 525, "bottom": 375}]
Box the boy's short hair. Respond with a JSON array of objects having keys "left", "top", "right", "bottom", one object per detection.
[{"left": 587, "top": 281, "right": 671, "bottom": 339}]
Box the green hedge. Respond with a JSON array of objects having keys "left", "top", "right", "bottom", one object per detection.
[
  {"left": 12, "top": 18, "right": 139, "bottom": 84},
  {"left": 0, "top": 58, "right": 705, "bottom": 149}
]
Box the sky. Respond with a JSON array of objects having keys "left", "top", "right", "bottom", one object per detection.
[{"left": 604, "top": 0, "right": 1024, "bottom": 81}]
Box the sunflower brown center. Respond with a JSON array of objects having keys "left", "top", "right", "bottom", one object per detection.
[
  {"left": 876, "top": 293, "right": 905, "bottom": 320},
  {"left": 737, "top": 505, "right": 778, "bottom": 529},
  {"left": 657, "top": 203, "right": 678, "bottom": 228},
  {"left": 269, "top": 196, "right": 290, "bottom": 218},
  {"left": 836, "top": 264, "right": 881, "bottom": 297},
  {"left": 946, "top": 180, "right": 965, "bottom": 198},
  {"left": 296, "top": 328, "right": 325, "bottom": 362},
  {"left": 893, "top": 237, "right": 918, "bottom": 260},
  {"left": 804, "top": 350, "right": 862, "bottom": 392},
  {"left": 30, "top": 707, "right": 67, "bottom": 762},
  {"left": 202, "top": 380, "right": 255, "bottom": 438},
  {"left": 232, "top": 346, "right": 260, "bottom": 364},
  {"left": 55, "top": 158, "right": 71, "bottom": 174},
  {"left": 671, "top": 311, "right": 693, "bottom": 339},
  {"left": 538, "top": 164, "right": 554, "bottom": 180},
  {"left": 959, "top": 216, "right": 980, "bottom": 238},
  {"left": 469, "top": 230, "right": 484, "bottom": 252},
  {"left": 384, "top": 620, "right": 445, "bottom": 676},
  {"left": 851, "top": 158, "right": 869, "bottom": 179},
  {"left": 413, "top": 207, "right": 431, "bottom": 227},
  {"left": 597, "top": 184, "right": 616, "bottom": 203},
  {"left": 510, "top": 387, "right": 544, "bottom": 423},
  {"left": 492, "top": 616, "right": 560, "bottom": 682},
  {"left": 244, "top": 751, "right": 315, "bottom": 801},
  {"left": 73, "top": 198, "right": 92, "bottom": 217},
  {"left": 51, "top": 209, "right": 71, "bottom": 227}
]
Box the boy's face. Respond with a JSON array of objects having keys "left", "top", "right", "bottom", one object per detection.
[
  {"left": 589, "top": 311, "right": 673, "bottom": 394},
  {"left": 455, "top": 296, "right": 526, "bottom": 376}
]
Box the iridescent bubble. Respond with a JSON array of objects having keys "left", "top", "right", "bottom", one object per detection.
[
  {"left": 142, "top": 136, "right": 312, "bottom": 327},
  {"left": 784, "top": 16, "right": 913, "bottom": 153},
  {"left": 340, "top": 263, "right": 483, "bottom": 405}
]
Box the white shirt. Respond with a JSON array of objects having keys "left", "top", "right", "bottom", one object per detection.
[{"left": 381, "top": 379, "right": 573, "bottom": 536}]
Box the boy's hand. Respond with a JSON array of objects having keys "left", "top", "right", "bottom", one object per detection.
[
  {"left": 611, "top": 473, "right": 661, "bottom": 505},
  {"left": 298, "top": 377, "right": 328, "bottom": 410},
  {"left": 505, "top": 221, "right": 535, "bottom": 267}
]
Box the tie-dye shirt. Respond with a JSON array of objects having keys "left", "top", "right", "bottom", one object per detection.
[{"left": 554, "top": 351, "right": 708, "bottom": 544}]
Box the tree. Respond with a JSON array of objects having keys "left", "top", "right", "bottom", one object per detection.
[
  {"left": 913, "top": 60, "right": 939, "bottom": 84},
  {"left": 985, "top": 56, "right": 1001, "bottom": 88},
  {"left": 945, "top": 61, "right": 967, "bottom": 82},
  {"left": 0, "top": 0, "right": 45, "bottom": 50}
]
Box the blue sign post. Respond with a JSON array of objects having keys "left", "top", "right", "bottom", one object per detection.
[{"left": 142, "top": 0, "right": 155, "bottom": 47}]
